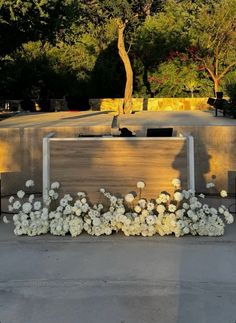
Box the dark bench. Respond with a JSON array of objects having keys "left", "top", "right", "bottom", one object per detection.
[{"left": 207, "top": 97, "right": 228, "bottom": 117}]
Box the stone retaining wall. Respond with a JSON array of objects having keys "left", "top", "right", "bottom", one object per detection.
[{"left": 89, "top": 98, "right": 210, "bottom": 112}]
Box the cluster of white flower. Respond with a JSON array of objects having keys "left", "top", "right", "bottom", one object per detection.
[
  {"left": 49, "top": 192, "right": 84, "bottom": 237},
  {"left": 5, "top": 179, "right": 234, "bottom": 238},
  {"left": 9, "top": 180, "right": 51, "bottom": 236}
]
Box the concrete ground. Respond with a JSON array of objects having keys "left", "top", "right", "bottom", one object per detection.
[
  {"left": 0, "top": 217, "right": 236, "bottom": 323},
  {"left": 1, "top": 110, "right": 236, "bottom": 129}
]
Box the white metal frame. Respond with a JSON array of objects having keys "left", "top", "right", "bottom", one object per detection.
[{"left": 42, "top": 136, "right": 195, "bottom": 200}]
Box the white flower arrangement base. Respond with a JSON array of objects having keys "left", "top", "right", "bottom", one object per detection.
[{"left": 6, "top": 180, "right": 234, "bottom": 238}]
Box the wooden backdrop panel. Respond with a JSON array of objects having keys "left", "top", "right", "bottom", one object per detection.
[{"left": 50, "top": 139, "right": 188, "bottom": 203}]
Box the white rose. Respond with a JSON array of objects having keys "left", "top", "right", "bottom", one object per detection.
[{"left": 137, "top": 181, "right": 145, "bottom": 189}]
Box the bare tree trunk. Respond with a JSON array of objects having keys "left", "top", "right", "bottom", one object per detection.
[
  {"left": 214, "top": 78, "right": 220, "bottom": 96},
  {"left": 117, "top": 19, "right": 133, "bottom": 114}
]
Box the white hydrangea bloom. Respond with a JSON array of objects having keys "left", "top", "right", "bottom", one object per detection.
[
  {"left": 3, "top": 216, "right": 10, "bottom": 224},
  {"left": 168, "top": 204, "right": 177, "bottom": 212},
  {"left": 172, "top": 178, "right": 181, "bottom": 188},
  {"left": 17, "top": 190, "right": 25, "bottom": 199},
  {"left": 51, "top": 182, "right": 60, "bottom": 189},
  {"left": 174, "top": 192, "right": 183, "bottom": 202},
  {"left": 206, "top": 182, "right": 215, "bottom": 189},
  {"left": 25, "top": 180, "right": 34, "bottom": 187},
  {"left": 156, "top": 204, "right": 166, "bottom": 214},
  {"left": 22, "top": 202, "right": 32, "bottom": 214},
  {"left": 137, "top": 181, "right": 145, "bottom": 189},
  {"left": 8, "top": 205, "right": 13, "bottom": 212},
  {"left": 134, "top": 205, "right": 142, "bottom": 213},
  {"left": 9, "top": 196, "right": 14, "bottom": 203},
  {"left": 125, "top": 193, "right": 135, "bottom": 203},
  {"left": 138, "top": 199, "right": 146, "bottom": 208},
  {"left": 13, "top": 200, "right": 21, "bottom": 210},
  {"left": 220, "top": 190, "right": 227, "bottom": 198},
  {"left": 33, "top": 201, "right": 41, "bottom": 211}
]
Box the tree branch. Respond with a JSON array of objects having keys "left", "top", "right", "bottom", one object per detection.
[{"left": 219, "top": 61, "right": 236, "bottom": 79}]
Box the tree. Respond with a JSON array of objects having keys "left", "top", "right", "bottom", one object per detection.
[
  {"left": 148, "top": 55, "right": 211, "bottom": 97},
  {"left": 80, "top": 0, "right": 160, "bottom": 113},
  {"left": 188, "top": 0, "right": 236, "bottom": 95},
  {"left": 0, "top": 0, "right": 80, "bottom": 56}
]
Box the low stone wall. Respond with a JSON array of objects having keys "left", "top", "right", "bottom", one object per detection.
[
  {"left": 1, "top": 124, "right": 236, "bottom": 196},
  {"left": 89, "top": 98, "right": 210, "bottom": 112}
]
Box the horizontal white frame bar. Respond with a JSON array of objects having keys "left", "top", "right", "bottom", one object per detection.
[{"left": 49, "top": 137, "right": 187, "bottom": 142}]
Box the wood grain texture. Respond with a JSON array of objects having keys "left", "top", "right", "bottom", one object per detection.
[{"left": 50, "top": 139, "right": 188, "bottom": 203}]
